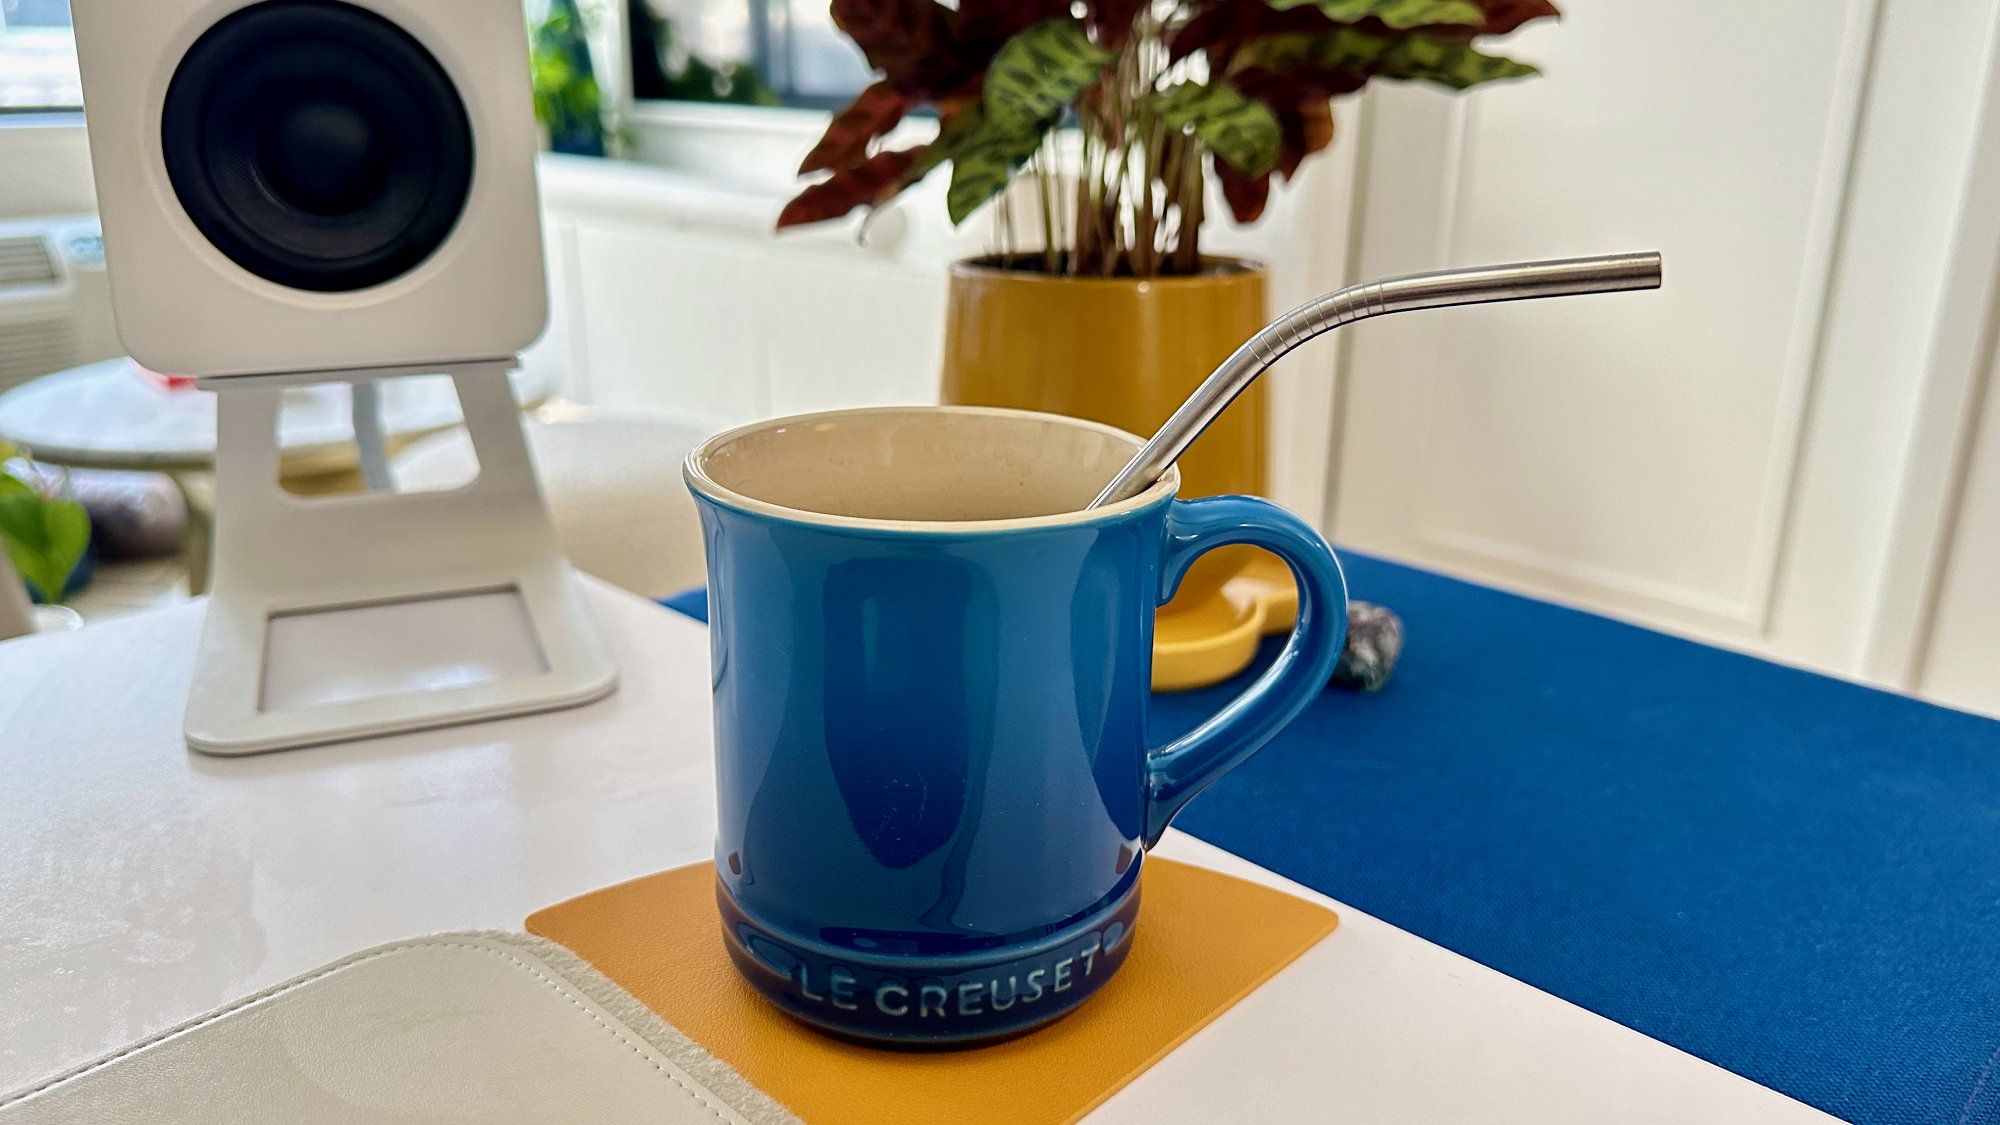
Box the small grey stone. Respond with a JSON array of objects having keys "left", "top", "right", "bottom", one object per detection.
[{"left": 1331, "top": 600, "right": 1404, "bottom": 693}]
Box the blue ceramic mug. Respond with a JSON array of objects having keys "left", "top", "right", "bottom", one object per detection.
[{"left": 685, "top": 406, "right": 1346, "bottom": 1046}]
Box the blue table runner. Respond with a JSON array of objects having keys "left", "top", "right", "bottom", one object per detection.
[{"left": 661, "top": 551, "right": 2000, "bottom": 1124}]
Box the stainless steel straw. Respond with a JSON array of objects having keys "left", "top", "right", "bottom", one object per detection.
[{"left": 1088, "top": 251, "right": 1664, "bottom": 508}]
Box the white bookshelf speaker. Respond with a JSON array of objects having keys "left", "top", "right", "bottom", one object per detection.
[
  {"left": 70, "top": 0, "right": 618, "bottom": 754},
  {"left": 70, "top": 0, "right": 546, "bottom": 376}
]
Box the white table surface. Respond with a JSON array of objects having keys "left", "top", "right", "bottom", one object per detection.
[
  {"left": 0, "top": 357, "right": 556, "bottom": 470},
  {"left": 0, "top": 581, "right": 1832, "bottom": 1123}
]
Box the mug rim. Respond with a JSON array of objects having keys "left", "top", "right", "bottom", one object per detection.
[{"left": 683, "top": 405, "right": 1182, "bottom": 534}]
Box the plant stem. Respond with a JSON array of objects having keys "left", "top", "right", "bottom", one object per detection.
[
  {"left": 1073, "top": 116, "right": 1095, "bottom": 276},
  {"left": 1136, "top": 113, "right": 1168, "bottom": 277},
  {"left": 1104, "top": 121, "right": 1132, "bottom": 276},
  {"left": 995, "top": 188, "right": 1016, "bottom": 271},
  {"left": 1175, "top": 142, "right": 1204, "bottom": 275},
  {"left": 1034, "top": 149, "right": 1058, "bottom": 274}
]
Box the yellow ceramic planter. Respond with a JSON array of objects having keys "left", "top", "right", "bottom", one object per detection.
[{"left": 940, "top": 258, "right": 1293, "bottom": 690}]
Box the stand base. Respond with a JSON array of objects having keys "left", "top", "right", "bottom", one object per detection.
[{"left": 184, "top": 360, "right": 618, "bottom": 755}]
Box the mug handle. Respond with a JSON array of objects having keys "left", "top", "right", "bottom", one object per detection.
[{"left": 1143, "top": 495, "right": 1348, "bottom": 846}]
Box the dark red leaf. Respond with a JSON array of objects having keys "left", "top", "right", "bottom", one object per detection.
[
  {"left": 1168, "top": 2, "right": 1334, "bottom": 67},
  {"left": 799, "top": 81, "right": 911, "bottom": 174},
  {"left": 1233, "top": 65, "right": 1368, "bottom": 105},
  {"left": 777, "top": 148, "right": 921, "bottom": 229},
  {"left": 957, "top": 0, "right": 1069, "bottom": 45},
  {"left": 1277, "top": 97, "right": 1334, "bottom": 180},
  {"left": 1217, "top": 163, "right": 1270, "bottom": 223},
  {"left": 1474, "top": 0, "right": 1560, "bottom": 36},
  {"left": 1226, "top": 68, "right": 1349, "bottom": 180},
  {"left": 1167, "top": 4, "right": 1229, "bottom": 62},
  {"left": 1089, "top": 0, "right": 1149, "bottom": 47},
  {"left": 831, "top": 0, "right": 972, "bottom": 96}
]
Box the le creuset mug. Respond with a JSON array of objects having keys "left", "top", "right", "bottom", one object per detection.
[{"left": 684, "top": 406, "right": 1346, "bottom": 1046}]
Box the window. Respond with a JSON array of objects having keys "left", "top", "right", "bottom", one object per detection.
[
  {"left": 627, "top": 0, "right": 869, "bottom": 110},
  {"left": 0, "top": 0, "right": 79, "bottom": 113}
]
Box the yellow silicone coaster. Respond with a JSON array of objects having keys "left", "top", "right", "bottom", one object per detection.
[{"left": 527, "top": 857, "right": 1337, "bottom": 1125}]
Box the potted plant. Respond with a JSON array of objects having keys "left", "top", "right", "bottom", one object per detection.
[
  {"left": 0, "top": 445, "right": 90, "bottom": 637},
  {"left": 779, "top": 0, "right": 1553, "bottom": 686},
  {"left": 529, "top": 0, "right": 609, "bottom": 157}
]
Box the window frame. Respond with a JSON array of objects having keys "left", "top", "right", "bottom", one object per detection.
[
  {"left": 0, "top": 2, "right": 83, "bottom": 115},
  {"left": 626, "top": 0, "right": 869, "bottom": 113}
]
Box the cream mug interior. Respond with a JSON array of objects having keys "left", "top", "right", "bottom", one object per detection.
[{"left": 687, "top": 406, "right": 1178, "bottom": 526}]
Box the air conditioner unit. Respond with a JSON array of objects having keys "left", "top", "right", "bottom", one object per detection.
[{"left": 0, "top": 215, "right": 122, "bottom": 394}]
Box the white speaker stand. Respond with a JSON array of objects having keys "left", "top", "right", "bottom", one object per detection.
[{"left": 184, "top": 359, "right": 618, "bottom": 755}]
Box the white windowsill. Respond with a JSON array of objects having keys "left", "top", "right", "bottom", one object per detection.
[
  {"left": 543, "top": 102, "right": 979, "bottom": 267},
  {"left": 538, "top": 152, "right": 792, "bottom": 234},
  {"left": 0, "top": 111, "right": 83, "bottom": 131},
  {"left": 626, "top": 99, "right": 838, "bottom": 139}
]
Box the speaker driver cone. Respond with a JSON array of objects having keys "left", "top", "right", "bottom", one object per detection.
[{"left": 162, "top": 0, "right": 474, "bottom": 293}]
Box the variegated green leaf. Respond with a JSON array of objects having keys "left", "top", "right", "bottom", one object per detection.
[
  {"left": 983, "top": 19, "right": 1114, "bottom": 128},
  {"left": 1236, "top": 28, "right": 1538, "bottom": 89},
  {"left": 1150, "top": 81, "right": 1280, "bottom": 176},
  {"left": 1266, "top": 0, "right": 1483, "bottom": 30},
  {"left": 942, "top": 106, "right": 1053, "bottom": 224},
  {"left": 911, "top": 107, "right": 983, "bottom": 181}
]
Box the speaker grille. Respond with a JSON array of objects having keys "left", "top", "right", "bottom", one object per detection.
[
  {"left": 160, "top": 0, "right": 476, "bottom": 293},
  {"left": 0, "top": 238, "right": 58, "bottom": 290}
]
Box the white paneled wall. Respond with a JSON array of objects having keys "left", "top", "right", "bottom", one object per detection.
[
  {"left": 1920, "top": 359, "right": 2000, "bottom": 711},
  {"left": 1336, "top": 0, "right": 1875, "bottom": 639},
  {"left": 760, "top": 257, "right": 951, "bottom": 416},
  {"left": 1328, "top": 0, "right": 2000, "bottom": 712},
  {"left": 535, "top": 151, "right": 959, "bottom": 429}
]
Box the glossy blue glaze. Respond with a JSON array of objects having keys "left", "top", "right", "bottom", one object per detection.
[{"left": 690, "top": 472, "right": 1346, "bottom": 1046}]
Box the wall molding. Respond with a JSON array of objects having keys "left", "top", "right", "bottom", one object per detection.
[
  {"left": 1864, "top": 15, "right": 2000, "bottom": 686},
  {"left": 1395, "top": 0, "right": 1886, "bottom": 638}
]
